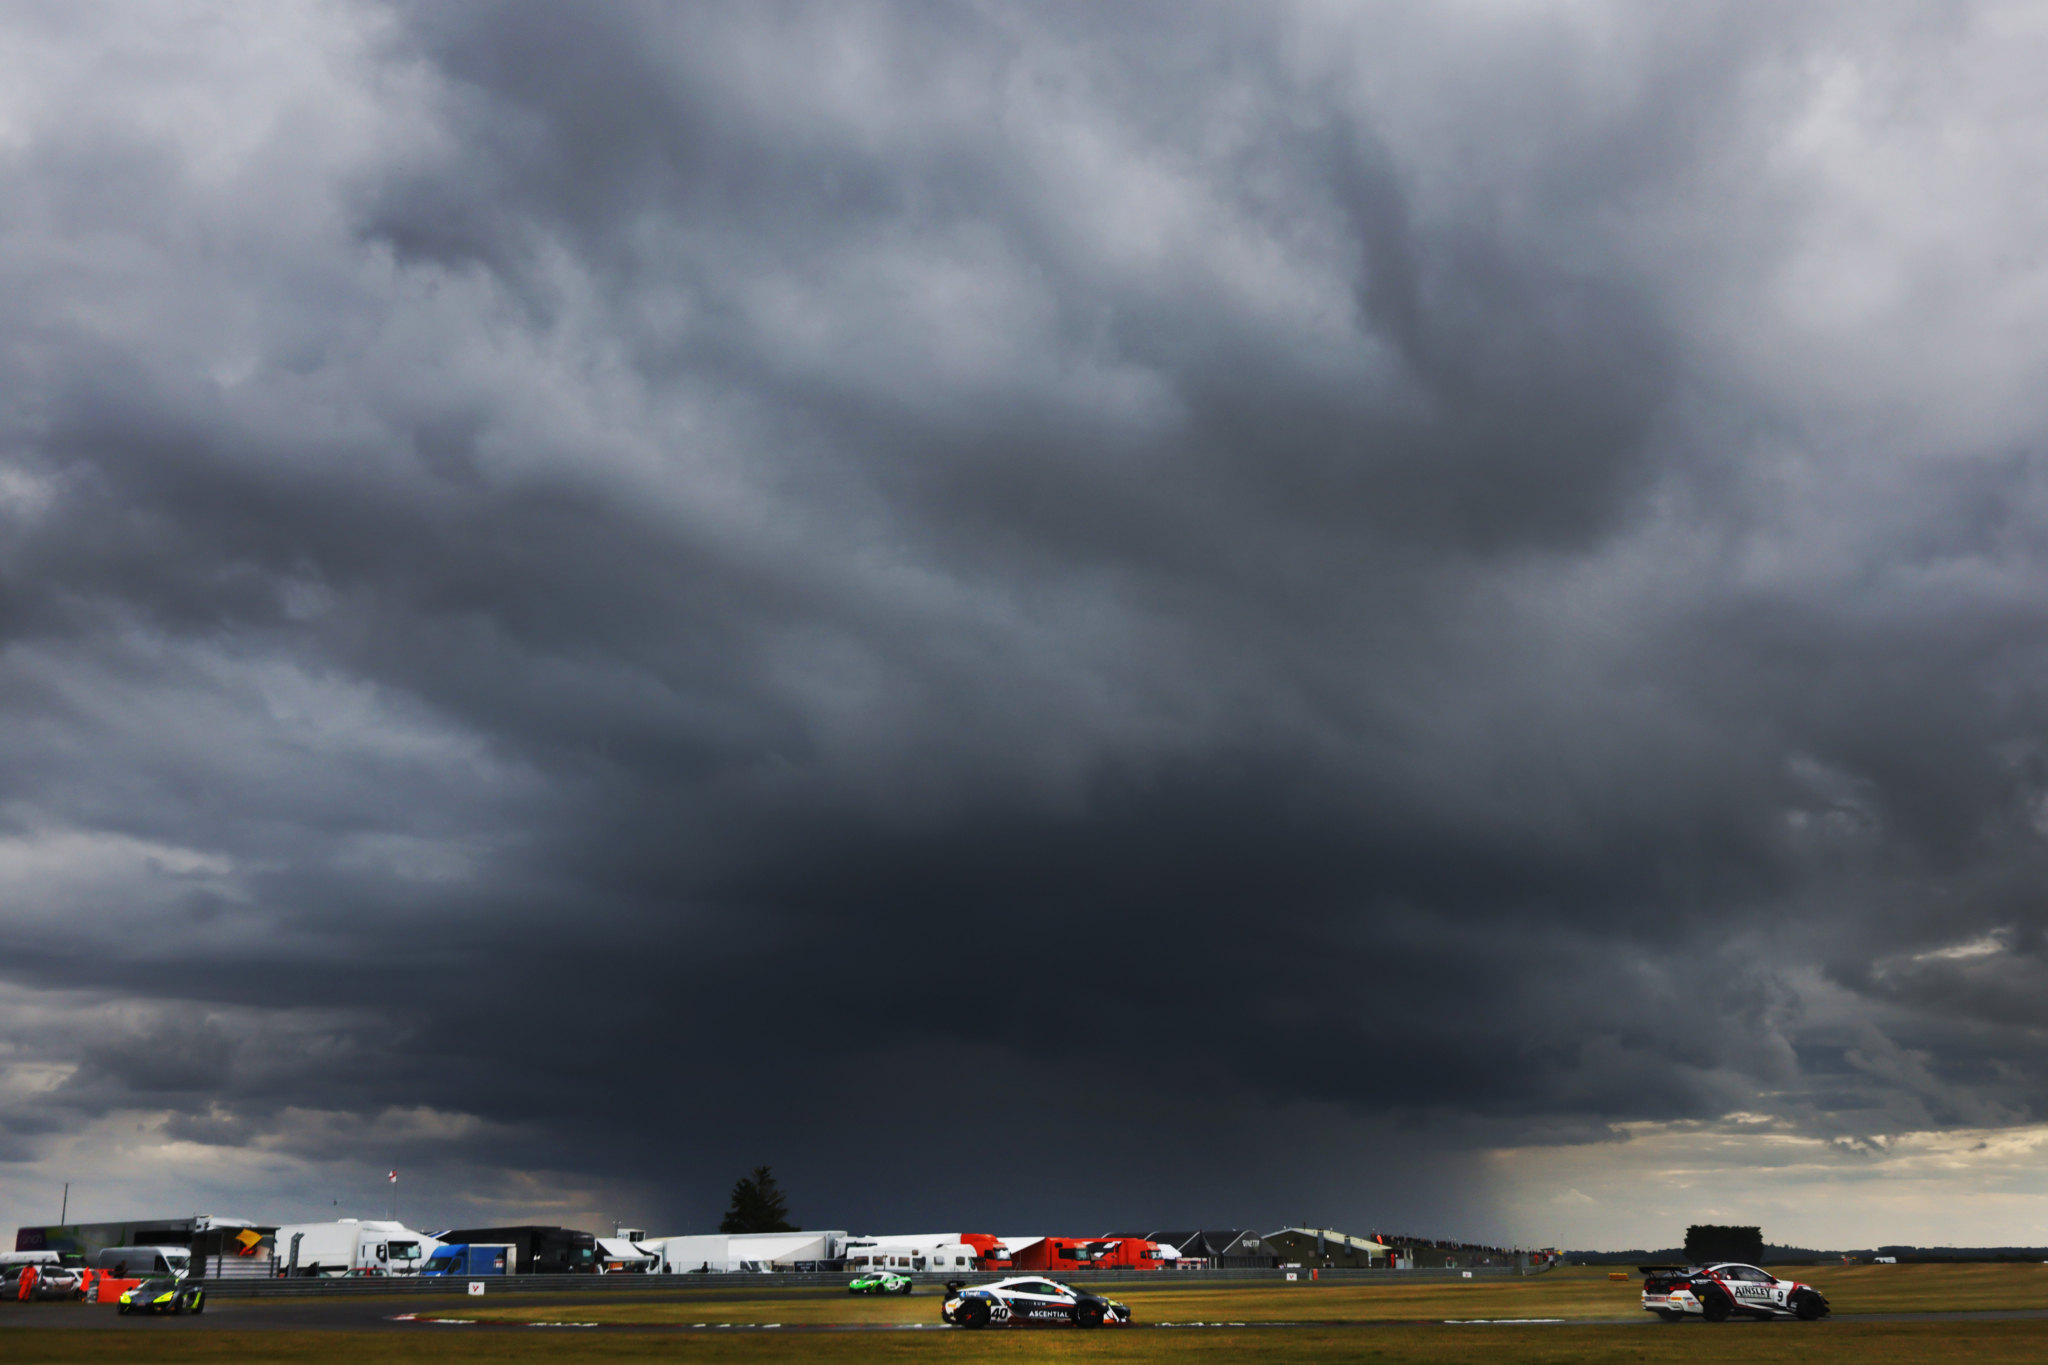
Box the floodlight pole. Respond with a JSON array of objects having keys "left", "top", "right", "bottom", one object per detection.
[{"left": 60, "top": 1182, "right": 69, "bottom": 1224}]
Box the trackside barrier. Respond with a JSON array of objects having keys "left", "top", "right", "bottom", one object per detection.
[{"left": 194, "top": 1265, "right": 1529, "bottom": 1299}]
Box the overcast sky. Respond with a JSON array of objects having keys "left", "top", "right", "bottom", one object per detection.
[{"left": 6, "top": 0, "right": 2048, "bottom": 1252}]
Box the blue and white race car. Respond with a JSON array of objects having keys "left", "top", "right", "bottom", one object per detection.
[
  {"left": 1640, "top": 1264, "right": 1830, "bottom": 1321},
  {"left": 941, "top": 1277, "right": 1131, "bottom": 1328}
]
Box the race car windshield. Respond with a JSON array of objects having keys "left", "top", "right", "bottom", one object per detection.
[{"left": 135, "top": 1277, "right": 178, "bottom": 1294}]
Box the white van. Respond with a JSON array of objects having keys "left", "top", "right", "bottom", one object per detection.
[
  {"left": 90, "top": 1245, "right": 191, "bottom": 1278},
  {"left": 274, "top": 1220, "right": 443, "bottom": 1277}
]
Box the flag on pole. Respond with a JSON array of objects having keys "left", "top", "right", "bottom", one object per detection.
[{"left": 389, "top": 1171, "right": 397, "bottom": 1183}]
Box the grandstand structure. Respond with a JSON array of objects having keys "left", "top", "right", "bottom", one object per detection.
[
  {"left": 1372, "top": 1231, "right": 1543, "bottom": 1269},
  {"left": 1109, "top": 1226, "right": 1551, "bottom": 1271},
  {"left": 1264, "top": 1227, "right": 1391, "bottom": 1268},
  {"left": 1107, "top": 1230, "right": 1275, "bottom": 1268}
]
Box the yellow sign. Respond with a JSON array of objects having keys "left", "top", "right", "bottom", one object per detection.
[{"left": 235, "top": 1228, "right": 263, "bottom": 1255}]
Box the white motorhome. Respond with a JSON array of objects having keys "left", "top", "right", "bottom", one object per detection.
[
  {"left": 274, "top": 1219, "right": 443, "bottom": 1277},
  {"left": 842, "top": 1237, "right": 982, "bottom": 1273}
]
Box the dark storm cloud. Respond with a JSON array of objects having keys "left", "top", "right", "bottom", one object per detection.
[{"left": 4, "top": 0, "right": 2048, "bottom": 1238}]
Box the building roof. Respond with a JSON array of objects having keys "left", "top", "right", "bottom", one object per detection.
[
  {"left": 1109, "top": 1230, "right": 1262, "bottom": 1258},
  {"left": 1269, "top": 1228, "right": 1392, "bottom": 1255}
]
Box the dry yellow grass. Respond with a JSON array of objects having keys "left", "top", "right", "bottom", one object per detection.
[
  {"left": 1784, "top": 1261, "right": 2048, "bottom": 1313},
  {"left": 8, "top": 1320, "right": 2048, "bottom": 1365},
  {"left": 420, "top": 1262, "right": 2048, "bottom": 1326}
]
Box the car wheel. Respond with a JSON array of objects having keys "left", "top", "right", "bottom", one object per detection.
[
  {"left": 116, "top": 1304, "right": 130, "bottom": 1316},
  {"left": 191, "top": 1293, "right": 205, "bottom": 1315},
  {"left": 1792, "top": 1291, "right": 1826, "bottom": 1321},
  {"left": 1701, "top": 1290, "right": 1734, "bottom": 1323},
  {"left": 899, "top": 1282, "right": 914, "bottom": 1295},
  {"left": 1656, "top": 1310, "right": 1684, "bottom": 1323},
  {"left": 1075, "top": 1303, "right": 1106, "bottom": 1328},
  {"left": 955, "top": 1299, "right": 991, "bottom": 1329}
]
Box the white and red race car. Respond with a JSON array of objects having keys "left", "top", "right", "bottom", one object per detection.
[
  {"left": 1640, "top": 1263, "right": 1830, "bottom": 1321},
  {"left": 941, "top": 1277, "right": 1132, "bottom": 1328}
]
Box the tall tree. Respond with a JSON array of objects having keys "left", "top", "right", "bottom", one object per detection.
[
  {"left": 719, "top": 1165, "right": 798, "bottom": 1234},
  {"left": 1684, "top": 1225, "right": 1764, "bottom": 1264}
]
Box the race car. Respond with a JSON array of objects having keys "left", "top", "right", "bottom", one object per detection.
[
  {"left": 941, "top": 1277, "right": 1131, "bottom": 1328},
  {"left": 1640, "top": 1263, "right": 1829, "bottom": 1322},
  {"left": 849, "top": 1269, "right": 914, "bottom": 1295},
  {"left": 116, "top": 1277, "right": 206, "bottom": 1316}
]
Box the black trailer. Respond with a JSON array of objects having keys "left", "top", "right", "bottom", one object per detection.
[{"left": 434, "top": 1226, "right": 599, "bottom": 1274}]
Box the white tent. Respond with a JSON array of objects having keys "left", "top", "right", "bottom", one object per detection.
[
  {"left": 597, "top": 1237, "right": 657, "bottom": 1272},
  {"left": 727, "top": 1232, "right": 833, "bottom": 1269},
  {"left": 652, "top": 1234, "right": 726, "bottom": 1274},
  {"left": 648, "top": 1230, "right": 846, "bottom": 1273}
]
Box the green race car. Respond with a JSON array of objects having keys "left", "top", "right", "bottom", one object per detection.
[
  {"left": 849, "top": 1270, "right": 914, "bottom": 1295},
  {"left": 116, "top": 1277, "right": 205, "bottom": 1315}
]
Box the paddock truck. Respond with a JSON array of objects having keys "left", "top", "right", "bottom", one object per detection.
[
  {"left": 1639, "top": 1263, "right": 1830, "bottom": 1321},
  {"left": 941, "top": 1276, "right": 1131, "bottom": 1328},
  {"left": 420, "top": 1244, "right": 516, "bottom": 1277},
  {"left": 274, "top": 1220, "right": 440, "bottom": 1277}
]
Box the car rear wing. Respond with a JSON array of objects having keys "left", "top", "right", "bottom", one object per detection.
[{"left": 1636, "top": 1265, "right": 1693, "bottom": 1275}]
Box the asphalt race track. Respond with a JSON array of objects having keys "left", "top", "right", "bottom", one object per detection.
[{"left": 8, "top": 1299, "right": 2048, "bottom": 1333}]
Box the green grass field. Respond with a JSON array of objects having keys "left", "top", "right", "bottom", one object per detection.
[
  {"left": 371, "top": 1263, "right": 2048, "bottom": 1325},
  {"left": 8, "top": 1321, "right": 2048, "bottom": 1365},
  {"left": 7, "top": 1264, "right": 2047, "bottom": 1365}
]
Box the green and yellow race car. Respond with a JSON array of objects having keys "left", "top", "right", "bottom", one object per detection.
[
  {"left": 849, "top": 1270, "right": 914, "bottom": 1295},
  {"left": 116, "top": 1277, "right": 206, "bottom": 1315}
]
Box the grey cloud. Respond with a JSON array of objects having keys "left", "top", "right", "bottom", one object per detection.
[{"left": 4, "top": 0, "right": 2048, "bottom": 1241}]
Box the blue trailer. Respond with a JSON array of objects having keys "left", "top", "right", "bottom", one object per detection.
[{"left": 421, "top": 1243, "right": 515, "bottom": 1276}]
